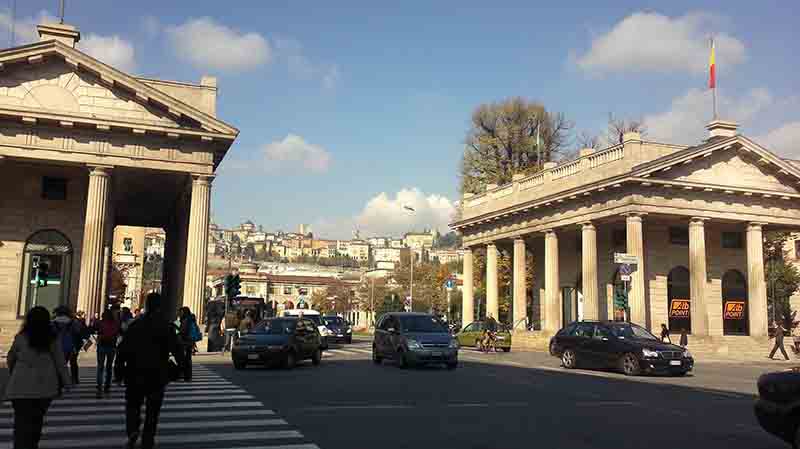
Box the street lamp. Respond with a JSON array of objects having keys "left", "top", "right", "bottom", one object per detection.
[{"left": 403, "top": 205, "right": 416, "bottom": 311}]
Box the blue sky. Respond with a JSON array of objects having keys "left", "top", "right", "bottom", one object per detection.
[{"left": 7, "top": 1, "right": 799, "bottom": 238}]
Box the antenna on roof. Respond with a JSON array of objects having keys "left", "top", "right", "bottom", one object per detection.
[{"left": 59, "top": 0, "right": 65, "bottom": 24}]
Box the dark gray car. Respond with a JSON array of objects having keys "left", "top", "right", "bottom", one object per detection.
[{"left": 372, "top": 312, "right": 458, "bottom": 369}]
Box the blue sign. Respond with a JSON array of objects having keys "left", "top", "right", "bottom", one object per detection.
[{"left": 445, "top": 279, "right": 455, "bottom": 290}]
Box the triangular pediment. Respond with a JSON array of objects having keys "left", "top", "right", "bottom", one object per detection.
[
  {"left": 0, "top": 59, "right": 186, "bottom": 128},
  {"left": 0, "top": 41, "right": 238, "bottom": 138}
]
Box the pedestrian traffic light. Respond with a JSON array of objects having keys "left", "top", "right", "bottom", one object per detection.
[
  {"left": 613, "top": 286, "right": 628, "bottom": 310},
  {"left": 35, "top": 262, "right": 49, "bottom": 287}
]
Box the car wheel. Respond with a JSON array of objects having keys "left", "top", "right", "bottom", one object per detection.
[
  {"left": 372, "top": 345, "right": 382, "bottom": 364},
  {"left": 285, "top": 351, "right": 296, "bottom": 369},
  {"left": 561, "top": 349, "right": 577, "bottom": 369},
  {"left": 398, "top": 350, "right": 409, "bottom": 369},
  {"left": 502, "top": 347, "right": 511, "bottom": 353},
  {"left": 233, "top": 360, "right": 246, "bottom": 370},
  {"left": 673, "top": 370, "right": 688, "bottom": 377},
  {"left": 446, "top": 361, "right": 458, "bottom": 370},
  {"left": 345, "top": 336, "right": 352, "bottom": 344},
  {"left": 311, "top": 348, "right": 322, "bottom": 366},
  {"left": 620, "top": 353, "right": 641, "bottom": 376}
]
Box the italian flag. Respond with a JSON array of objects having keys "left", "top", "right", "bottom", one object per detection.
[{"left": 708, "top": 39, "right": 716, "bottom": 89}]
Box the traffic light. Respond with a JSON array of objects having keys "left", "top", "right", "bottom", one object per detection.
[
  {"left": 613, "top": 286, "right": 628, "bottom": 310},
  {"left": 223, "top": 273, "right": 241, "bottom": 299}
]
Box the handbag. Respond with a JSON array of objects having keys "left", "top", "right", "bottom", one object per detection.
[{"left": 83, "top": 336, "right": 94, "bottom": 352}]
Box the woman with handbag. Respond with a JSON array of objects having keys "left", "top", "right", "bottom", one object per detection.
[{"left": 4, "top": 306, "right": 70, "bottom": 449}]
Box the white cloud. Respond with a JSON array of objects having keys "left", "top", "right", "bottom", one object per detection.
[
  {"left": 262, "top": 134, "right": 332, "bottom": 173},
  {"left": 354, "top": 188, "right": 456, "bottom": 237},
  {"left": 274, "top": 37, "right": 340, "bottom": 88},
  {"left": 0, "top": 9, "right": 58, "bottom": 44},
  {"left": 80, "top": 34, "right": 136, "bottom": 72},
  {"left": 166, "top": 17, "right": 271, "bottom": 72},
  {"left": 755, "top": 122, "right": 800, "bottom": 159},
  {"left": 576, "top": 12, "right": 745, "bottom": 75},
  {"left": 643, "top": 87, "right": 773, "bottom": 144}
]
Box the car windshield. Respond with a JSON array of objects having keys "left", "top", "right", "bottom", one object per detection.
[
  {"left": 398, "top": 315, "right": 449, "bottom": 333},
  {"left": 322, "top": 317, "right": 345, "bottom": 326},
  {"left": 609, "top": 323, "right": 658, "bottom": 340},
  {"left": 252, "top": 319, "right": 295, "bottom": 335}
]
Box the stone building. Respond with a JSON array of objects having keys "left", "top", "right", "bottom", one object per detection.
[
  {"left": 452, "top": 121, "right": 800, "bottom": 346},
  {"left": 0, "top": 23, "right": 238, "bottom": 344}
]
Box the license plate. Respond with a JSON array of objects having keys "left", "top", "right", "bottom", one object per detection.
[
  {"left": 669, "top": 360, "right": 681, "bottom": 366},
  {"left": 432, "top": 351, "right": 443, "bottom": 357},
  {"left": 247, "top": 354, "right": 260, "bottom": 360}
]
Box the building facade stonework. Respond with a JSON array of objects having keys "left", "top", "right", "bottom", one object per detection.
[
  {"left": 0, "top": 23, "right": 238, "bottom": 345},
  {"left": 452, "top": 122, "right": 799, "bottom": 342}
]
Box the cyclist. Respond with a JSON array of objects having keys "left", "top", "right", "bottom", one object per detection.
[{"left": 481, "top": 315, "right": 499, "bottom": 352}]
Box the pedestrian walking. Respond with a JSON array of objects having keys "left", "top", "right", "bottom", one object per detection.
[
  {"left": 769, "top": 320, "right": 790, "bottom": 361},
  {"left": 4, "top": 306, "right": 70, "bottom": 449},
  {"left": 116, "top": 293, "right": 182, "bottom": 449},
  {"left": 679, "top": 330, "right": 688, "bottom": 348},
  {"left": 177, "top": 307, "right": 195, "bottom": 382},
  {"left": 660, "top": 324, "right": 671, "bottom": 344},
  {"left": 52, "top": 306, "right": 83, "bottom": 385},
  {"left": 222, "top": 311, "right": 238, "bottom": 353},
  {"left": 95, "top": 309, "right": 121, "bottom": 396}
]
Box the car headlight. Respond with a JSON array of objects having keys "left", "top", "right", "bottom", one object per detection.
[
  {"left": 683, "top": 349, "right": 692, "bottom": 359},
  {"left": 407, "top": 339, "right": 423, "bottom": 350},
  {"left": 642, "top": 348, "right": 659, "bottom": 358},
  {"left": 449, "top": 339, "right": 459, "bottom": 349},
  {"left": 346, "top": 329, "right": 352, "bottom": 334}
]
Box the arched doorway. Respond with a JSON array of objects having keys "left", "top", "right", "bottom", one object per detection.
[
  {"left": 722, "top": 270, "right": 748, "bottom": 335},
  {"left": 667, "top": 266, "right": 691, "bottom": 333},
  {"left": 18, "top": 229, "right": 73, "bottom": 316}
]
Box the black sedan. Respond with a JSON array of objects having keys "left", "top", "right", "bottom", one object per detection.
[
  {"left": 322, "top": 315, "right": 353, "bottom": 344},
  {"left": 754, "top": 368, "right": 800, "bottom": 447},
  {"left": 231, "top": 317, "right": 322, "bottom": 370},
  {"left": 549, "top": 321, "right": 694, "bottom": 376}
]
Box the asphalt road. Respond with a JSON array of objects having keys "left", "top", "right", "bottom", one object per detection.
[{"left": 202, "top": 339, "right": 792, "bottom": 449}]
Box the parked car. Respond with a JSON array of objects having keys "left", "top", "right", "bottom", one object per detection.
[
  {"left": 322, "top": 315, "right": 353, "bottom": 344},
  {"left": 456, "top": 320, "right": 512, "bottom": 352},
  {"left": 754, "top": 368, "right": 800, "bottom": 447},
  {"left": 373, "top": 312, "right": 458, "bottom": 369},
  {"left": 549, "top": 321, "right": 694, "bottom": 376},
  {"left": 283, "top": 309, "right": 331, "bottom": 349},
  {"left": 231, "top": 317, "right": 322, "bottom": 370}
]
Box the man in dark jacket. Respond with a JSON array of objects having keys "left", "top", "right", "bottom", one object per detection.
[
  {"left": 116, "top": 293, "right": 182, "bottom": 449},
  {"left": 769, "top": 320, "right": 790, "bottom": 361}
]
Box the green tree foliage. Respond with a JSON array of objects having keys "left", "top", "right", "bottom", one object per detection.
[
  {"left": 460, "top": 97, "right": 573, "bottom": 195},
  {"left": 469, "top": 247, "right": 535, "bottom": 325},
  {"left": 393, "top": 254, "right": 455, "bottom": 315},
  {"left": 764, "top": 232, "right": 800, "bottom": 330}
]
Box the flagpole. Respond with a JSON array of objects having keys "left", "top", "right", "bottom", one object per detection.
[{"left": 710, "top": 36, "right": 717, "bottom": 120}]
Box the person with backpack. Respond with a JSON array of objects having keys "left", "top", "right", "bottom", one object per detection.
[
  {"left": 4, "top": 306, "right": 71, "bottom": 449},
  {"left": 95, "top": 309, "right": 121, "bottom": 396},
  {"left": 117, "top": 293, "right": 182, "bottom": 449},
  {"left": 52, "top": 306, "right": 82, "bottom": 385},
  {"left": 177, "top": 307, "right": 197, "bottom": 382}
]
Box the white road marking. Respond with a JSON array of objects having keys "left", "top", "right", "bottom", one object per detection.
[{"left": 0, "top": 418, "right": 288, "bottom": 436}]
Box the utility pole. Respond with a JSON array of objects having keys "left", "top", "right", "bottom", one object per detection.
[{"left": 370, "top": 278, "right": 375, "bottom": 328}]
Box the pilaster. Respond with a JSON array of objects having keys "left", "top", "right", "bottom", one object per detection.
[
  {"left": 486, "top": 243, "right": 499, "bottom": 320},
  {"left": 76, "top": 165, "right": 112, "bottom": 318},
  {"left": 746, "top": 223, "right": 768, "bottom": 337},
  {"left": 182, "top": 174, "right": 213, "bottom": 316},
  {"left": 462, "top": 248, "right": 474, "bottom": 327},
  {"left": 689, "top": 217, "right": 709, "bottom": 335},
  {"left": 581, "top": 222, "right": 599, "bottom": 320},
  {"left": 544, "top": 230, "right": 561, "bottom": 332},
  {"left": 513, "top": 239, "right": 527, "bottom": 330},
  {"left": 626, "top": 213, "right": 647, "bottom": 326}
]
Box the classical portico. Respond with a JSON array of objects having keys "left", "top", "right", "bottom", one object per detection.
[
  {"left": 453, "top": 121, "right": 800, "bottom": 342},
  {"left": 0, "top": 22, "right": 238, "bottom": 339}
]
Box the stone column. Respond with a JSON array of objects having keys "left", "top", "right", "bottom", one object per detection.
[
  {"left": 626, "top": 213, "right": 647, "bottom": 326},
  {"left": 182, "top": 175, "right": 213, "bottom": 316},
  {"left": 689, "top": 218, "right": 709, "bottom": 335},
  {"left": 746, "top": 223, "right": 768, "bottom": 337},
  {"left": 581, "top": 222, "right": 599, "bottom": 321},
  {"left": 544, "top": 230, "right": 561, "bottom": 332},
  {"left": 512, "top": 239, "right": 527, "bottom": 330},
  {"left": 486, "top": 243, "right": 499, "bottom": 320},
  {"left": 77, "top": 166, "right": 112, "bottom": 319},
  {"left": 462, "top": 248, "right": 474, "bottom": 326}
]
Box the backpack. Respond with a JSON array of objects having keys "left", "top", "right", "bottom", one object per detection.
[
  {"left": 189, "top": 318, "right": 202, "bottom": 343},
  {"left": 54, "top": 320, "right": 75, "bottom": 354},
  {"left": 98, "top": 320, "right": 120, "bottom": 347}
]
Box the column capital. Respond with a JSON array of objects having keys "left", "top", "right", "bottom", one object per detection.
[
  {"left": 486, "top": 242, "right": 497, "bottom": 248},
  {"left": 689, "top": 217, "right": 710, "bottom": 225},
  {"left": 87, "top": 165, "right": 113, "bottom": 177},
  {"left": 624, "top": 212, "right": 646, "bottom": 222},
  {"left": 747, "top": 222, "right": 767, "bottom": 231},
  {"left": 191, "top": 174, "right": 215, "bottom": 186},
  {"left": 580, "top": 221, "right": 596, "bottom": 230},
  {"left": 513, "top": 237, "right": 525, "bottom": 244},
  {"left": 542, "top": 228, "right": 558, "bottom": 236}
]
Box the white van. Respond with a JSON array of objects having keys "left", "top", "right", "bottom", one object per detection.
[{"left": 283, "top": 309, "right": 331, "bottom": 348}]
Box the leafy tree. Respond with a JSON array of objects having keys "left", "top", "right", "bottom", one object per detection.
[
  {"left": 469, "top": 247, "right": 535, "bottom": 325},
  {"left": 393, "top": 254, "right": 455, "bottom": 315},
  {"left": 764, "top": 232, "right": 800, "bottom": 330},
  {"left": 460, "top": 97, "right": 573, "bottom": 195}
]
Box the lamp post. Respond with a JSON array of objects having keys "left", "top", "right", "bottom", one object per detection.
[{"left": 403, "top": 205, "right": 416, "bottom": 311}]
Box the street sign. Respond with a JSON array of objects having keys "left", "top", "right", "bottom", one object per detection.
[
  {"left": 445, "top": 278, "right": 455, "bottom": 290},
  {"left": 619, "top": 264, "right": 632, "bottom": 276},
  {"left": 620, "top": 274, "right": 631, "bottom": 282},
  {"left": 614, "top": 253, "right": 638, "bottom": 265}
]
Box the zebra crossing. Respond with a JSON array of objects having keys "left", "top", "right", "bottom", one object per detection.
[
  {"left": 0, "top": 364, "right": 320, "bottom": 449},
  {"left": 323, "top": 344, "right": 372, "bottom": 358}
]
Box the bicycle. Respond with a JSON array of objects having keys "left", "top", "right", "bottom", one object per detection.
[{"left": 478, "top": 331, "right": 498, "bottom": 353}]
